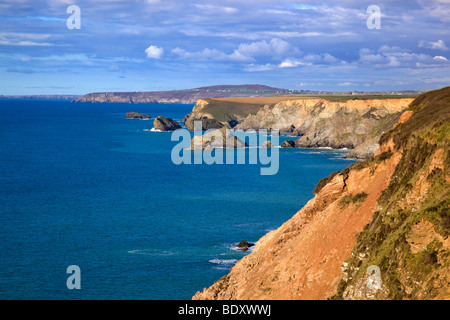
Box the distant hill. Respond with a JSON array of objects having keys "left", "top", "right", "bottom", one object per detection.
[
  {"left": 0, "top": 95, "right": 81, "bottom": 100},
  {"left": 75, "top": 85, "right": 295, "bottom": 104}
]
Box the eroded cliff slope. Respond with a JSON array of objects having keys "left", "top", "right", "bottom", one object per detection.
[{"left": 193, "top": 87, "right": 450, "bottom": 300}]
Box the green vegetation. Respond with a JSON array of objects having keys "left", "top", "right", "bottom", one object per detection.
[
  {"left": 200, "top": 99, "right": 267, "bottom": 122},
  {"left": 331, "top": 86, "right": 450, "bottom": 300},
  {"left": 313, "top": 171, "right": 340, "bottom": 195},
  {"left": 337, "top": 192, "right": 369, "bottom": 209},
  {"left": 349, "top": 150, "right": 393, "bottom": 171}
]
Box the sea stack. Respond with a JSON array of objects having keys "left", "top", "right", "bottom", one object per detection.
[
  {"left": 153, "top": 116, "right": 182, "bottom": 131},
  {"left": 187, "top": 127, "right": 247, "bottom": 150}
]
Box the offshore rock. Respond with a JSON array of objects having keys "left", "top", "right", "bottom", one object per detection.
[
  {"left": 262, "top": 140, "right": 273, "bottom": 148},
  {"left": 187, "top": 127, "right": 247, "bottom": 150},
  {"left": 153, "top": 116, "right": 181, "bottom": 131},
  {"left": 235, "top": 240, "right": 255, "bottom": 252},
  {"left": 125, "top": 112, "right": 151, "bottom": 119},
  {"left": 281, "top": 140, "right": 295, "bottom": 148}
]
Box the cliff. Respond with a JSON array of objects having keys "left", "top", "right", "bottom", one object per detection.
[
  {"left": 153, "top": 116, "right": 181, "bottom": 131},
  {"left": 75, "top": 85, "right": 288, "bottom": 104},
  {"left": 193, "top": 86, "right": 450, "bottom": 300},
  {"left": 185, "top": 96, "right": 413, "bottom": 158}
]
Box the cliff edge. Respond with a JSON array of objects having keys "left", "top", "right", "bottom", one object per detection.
[
  {"left": 193, "top": 87, "right": 450, "bottom": 300},
  {"left": 184, "top": 96, "right": 413, "bottom": 159}
]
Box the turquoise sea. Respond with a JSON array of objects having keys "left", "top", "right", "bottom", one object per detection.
[{"left": 0, "top": 99, "right": 354, "bottom": 299}]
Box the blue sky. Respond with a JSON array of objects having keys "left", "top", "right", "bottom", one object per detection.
[{"left": 1, "top": 0, "right": 449, "bottom": 95}]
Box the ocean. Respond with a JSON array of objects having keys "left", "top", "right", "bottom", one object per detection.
[{"left": 0, "top": 99, "right": 354, "bottom": 299}]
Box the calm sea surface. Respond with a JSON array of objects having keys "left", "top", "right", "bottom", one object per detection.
[{"left": 0, "top": 99, "right": 354, "bottom": 299}]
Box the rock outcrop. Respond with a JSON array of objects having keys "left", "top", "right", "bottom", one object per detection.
[
  {"left": 187, "top": 127, "right": 247, "bottom": 150},
  {"left": 281, "top": 140, "right": 295, "bottom": 148},
  {"left": 183, "top": 98, "right": 269, "bottom": 130},
  {"left": 184, "top": 118, "right": 224, "bottom": 131},
  {"left": 125, "top": 112, "right": 151, "bottom": 119},
  {"left": 193, "top": 87, "right": 450, "bottom": 300},
  {"left": 262, "top": 140, "right": 273, "bottom": 148},
  {"left": 153, "top": 116, "right": 181, "bottom": 131},
  {"left": 184, "top": 96, "right": 413, "bottom": 159},
  {"left": 235, "top": 240, "right": 255, "bottom": 252},
  {"left": 236, "top": 98, "right": 411, "bottom": 152}
]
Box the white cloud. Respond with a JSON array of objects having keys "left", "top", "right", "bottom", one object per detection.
[
  {"left": 145, "top": 45, "right": 164, "bottom": 59},
  {"left": 358, "top": 45, "right": 450, "bottom": 69},
  {"left": 171, "top": 47, "right": 252, "bottom": 62},
  {"left": 418, "top": 0, "right": 450, "bottom": 22},
  {"left": 172, "top": 38, "right": 298, "bottom": 63},
  {"left": 278, "top": 53, "right": 340, "bottom": 68},
  {"left": 418, "top": 40, "right": 448, "bottom": 51},
  {"left": 244, "top": 63, "right": 277, "bottom": 72},
  {"left": 0, "top": 32, "right": 54, "bottom": 46},
  {"left": 194, "top": 4, "right": 238, "bottom": 14},
  {"left": 235, "top": 38, "right": 295, "bottom": 58},
  {"left": 279, "top": 58, "right": 309, "bottom": 68},
  {"left": 302, "top": 53, "right": 340, "bottom": 64}
]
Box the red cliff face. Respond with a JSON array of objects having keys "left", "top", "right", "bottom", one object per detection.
[{"left": 193, "top": 146, "right": 400, "bottom": 300}]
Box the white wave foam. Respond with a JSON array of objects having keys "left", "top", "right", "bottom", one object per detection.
[
  {"left": 128, "top": 249, "right": 175, "bottom": 256},
  {"left": 229, "top": 242, "right": 256, "bottom": 253},
  {"left": 209, "top": 259, "right": 238, "bottom": 266},
  {"left": 144, "top": 128, "right": 162, "bottom": 132}
]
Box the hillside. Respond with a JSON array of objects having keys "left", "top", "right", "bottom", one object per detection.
[
  {"left": 193, "top": 86, "right": 450, "bottom": 300},
  {"left": 75, "top": 85, "right": 289, "bottom": 104}
]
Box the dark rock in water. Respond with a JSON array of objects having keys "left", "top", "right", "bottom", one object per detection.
[
  {"left": 126, "top": 112, "right": 151, "bottom": 119},
  {"left": 236, "top": 240, "right": 255, "bottom": 251},
  {"left": 281, "top": 140, "right": 295, "bottom": 148},
  {"left": 153, "top": 116, "right": 182, "bottom": 131}
]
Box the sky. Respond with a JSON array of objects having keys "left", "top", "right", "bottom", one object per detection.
[{"left": 0, "top": 0, "right": 449, "bottom": 95}]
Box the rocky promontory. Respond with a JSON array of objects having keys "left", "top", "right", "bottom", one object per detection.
[
  {"left": 153, "top": 116, "right": 181, "bottom": 131},
  {"left": 184, "top": 96, "right": 414, "bottom": 158}
]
